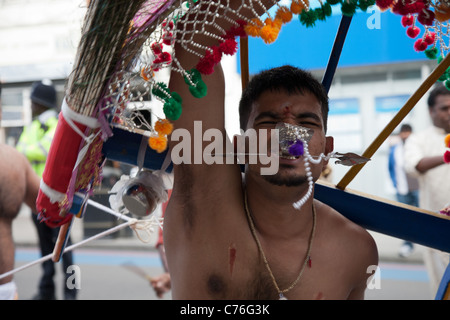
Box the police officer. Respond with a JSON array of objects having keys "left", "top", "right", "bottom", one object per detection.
[{"left": 16, "top": 80, "right": 77, "bottom": 300}]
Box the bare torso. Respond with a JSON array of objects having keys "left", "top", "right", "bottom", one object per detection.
[{"left": 164, "top": 165, "right": 377, "bottom": 300}]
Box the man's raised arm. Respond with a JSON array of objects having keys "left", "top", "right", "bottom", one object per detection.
[{"left": 168, "top": 0, "right": 277, "bottom": 137}]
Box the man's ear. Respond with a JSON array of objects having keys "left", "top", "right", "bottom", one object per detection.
[{"left": 324, "top": 136, "right": 334, "bottom": 165}]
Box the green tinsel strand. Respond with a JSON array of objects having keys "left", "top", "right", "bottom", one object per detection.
[
  {"left": 323, "top": 2, "right": 332, "bottom": 16},
  {"left": 424, "top": 47, "right": 438, "bottom": 60},
  {"left": 152, "top": 82, "right": 171, "bottom": 101},
  {"left": 358, "top": 0, "right": 375, "bottom": 12},
  {"left": 315, "top": 7, "right": 326, "bottom": 21},
  {"left": 299, "top": 10, "right": 317, "bottom": 28},
  {"left": 315, "top": 3, "right": 332, "bottom": 21},
  {"left": 341, "top": 1, "right": 357, "bottom": 16},
  {"left": 189, "top": 80, "right": 208, "bottom": 98},
  {"left": 184, "top": 68, "right": 207, "bottom": 98},
  {"left": 327, "top": 0, "right": 341, "bottom": 5},
  {"left": 163, "top": 99, "right": 182, "bottom": 121},
  {"left": 184, "top": 68, "right": 202, "bottom": 86},
  {"left": 171, "top": 91, "right": 182, "bottom": 103},
  {"left": 163, "top": 92, "right": 183, "bottom": 121}
]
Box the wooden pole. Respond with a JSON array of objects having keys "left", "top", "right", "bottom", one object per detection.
[{"left": 240, "top": 36, "right": 249, "bottom": 90}]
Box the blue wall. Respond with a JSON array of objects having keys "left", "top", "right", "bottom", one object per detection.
[{"left": 237, "top": 9, "right": 429, "bottom": 74}]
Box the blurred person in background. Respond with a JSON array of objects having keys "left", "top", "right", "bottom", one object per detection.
[
  {"left": 388, "top": 123, "right": 419, "bottom": 258},
  {"left": 403, "top": 83, "right": 450, "bottom": 297},
  {"left": 16, "top": 80, "right": 77, "bottom": 300}
]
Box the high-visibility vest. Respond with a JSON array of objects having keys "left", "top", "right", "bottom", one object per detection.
[{"left": 16, "top": 109, "right": 58, "bottom": 178}]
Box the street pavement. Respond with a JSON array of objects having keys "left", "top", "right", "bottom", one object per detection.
[{"left": 8, "top": 206, "right": 435, "bottom": 300}]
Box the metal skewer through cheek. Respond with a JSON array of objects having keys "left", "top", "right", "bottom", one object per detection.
[{"left": 276, "top": 122, "right": 330, "bottom": 210}]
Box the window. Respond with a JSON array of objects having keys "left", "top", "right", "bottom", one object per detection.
[{"left": 1, "top": 90, "right": 25, "bottom": 127}]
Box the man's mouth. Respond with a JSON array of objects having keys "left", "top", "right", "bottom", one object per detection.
[{"left": 280, "top": 151, "right": 300, "bottom": 160}]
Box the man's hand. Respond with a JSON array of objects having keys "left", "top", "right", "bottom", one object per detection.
[{"left": 150, "top": 272, "right": 171, "bottom": 298}]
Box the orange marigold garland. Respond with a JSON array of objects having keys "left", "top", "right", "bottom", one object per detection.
[
  {"left": 140, "top": 66, "right": 154, "bottom": 81},
  {"left": 275, "top": 6, "right": 293, "bottom": 24},
  {"left": 149, "top": 134, "right": 168, "bottom": 153},
  {"left": 148, "top": 119, "right": 174, "bottom": 153},
  {"left": 154, "top": 119, "right": 174, "bottom": 136},
  {"left": 260, "top": 17, "right": 282, "bottom": 44},
  {"left": 244, "top": 17, "right": 264, "bottom": 37},
  {"left": 291, "top": 0, "right": 309, "bottom": 14}
]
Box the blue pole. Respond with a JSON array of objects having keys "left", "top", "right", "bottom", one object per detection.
[{"left": 321, "top": 15, "right": 353, "bottom": 93}]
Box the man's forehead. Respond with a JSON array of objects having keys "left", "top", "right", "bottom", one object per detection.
[
  {"left": 434, "top": 94, "right": 450, "bottom": 106},
  {"left": 253, "top": 92, "right": 321, "bottom": 113}
]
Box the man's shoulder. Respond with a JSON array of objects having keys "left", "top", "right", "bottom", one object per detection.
[
  {"left": 0, "top": 144, "right": 28, "bottom": 169},
  {"left": 317, "top": 200, "right": 378, "bottom": 256}
]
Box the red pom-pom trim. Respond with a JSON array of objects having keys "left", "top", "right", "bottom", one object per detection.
[
  {"left": 225, "top": 20, "right": 247, "bottom": 39},
  {"left": 219, "top": 38, "right": 238, "bottom": 55},
  {"left": 196, "top": 51, "right": 216, "bottom": 75},
  {"left": 211, "top": 46, "right": 223, "bottom": 64},
  {"left": 162, "top": 32, "right": 173, "bottom": 46},
  {"left": 159, "top": 51, "right": 172, "bottom": 63},
  {"left": 376, "top": 0, "right": 394, "bottom": 10},
  {"left": 444, "top": 150, "right": 450, "bottom": 163},
  {"left": 424, "top": 32, "right": 436, "bottom": 45},
  {"left": 414, "top": 38, "right": 428, "bottom": 51},
  {"left": 401, "top": 15, "right": 414, "bottom": 27},
  {"left": 392, "top": 0, "right": 425, "bottom": 15},
  {"left": 406, "top": 26, "right": 421, "bottom": 38},
  {"left": 417, "top": 9, "right": 435, "bottom": 26},
  {"left": 195, "top": 20, "right": 248, "bottom": 75},
  {"left": 151, "top": 42, "right": 163, "bottom": 55}
]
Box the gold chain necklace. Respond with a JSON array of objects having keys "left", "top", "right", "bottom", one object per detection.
[{"left": 244, "top": 190, "right": 316, "bottom": 300}]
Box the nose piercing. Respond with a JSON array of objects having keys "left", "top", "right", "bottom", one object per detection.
[{"left": 276, "top": 122, "right": 313, "bottom": 157}]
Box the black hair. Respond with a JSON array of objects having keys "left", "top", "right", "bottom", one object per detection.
[
  {"left": 427, "top": 83, "right": 450, "bottom": 109},
  {"left": 239, "top": 65, "right": 329, "bottom": 132},
  {"left": 400, "top": 123, "right": 412, "bottom": 132}
]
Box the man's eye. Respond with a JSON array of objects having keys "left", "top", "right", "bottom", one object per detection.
[
  {"left": 258, "top": 121, "right": 276, "bottom": 125},
  {"left": 300, "top": 121, "right": 319, "bottom": 127}
]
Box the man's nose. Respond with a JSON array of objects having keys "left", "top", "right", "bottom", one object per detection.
[{"left": 280, "top": 117, "right": 296, "bottom": 126}]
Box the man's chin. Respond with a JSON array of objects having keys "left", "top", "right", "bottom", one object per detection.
[{"left": 262, "top": 173, "right": 306, "bottom": 187}]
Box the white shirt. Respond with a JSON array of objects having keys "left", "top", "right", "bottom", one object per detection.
[
  {"left": 392, "top": 142, "right": 419, "bottom": 195},
  {"left": 403, "top": 126, "right": 450, "bottom": 212}
]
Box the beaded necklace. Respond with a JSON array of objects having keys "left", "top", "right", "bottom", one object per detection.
[{"left": 244, "top": 190, "right": 316, "bottom": 300}]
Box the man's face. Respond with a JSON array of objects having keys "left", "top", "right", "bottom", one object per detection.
[
  {"left": 399, "top": 130, "right": 411, "bottom": 142},
  {"left": 430, "top": 94, "right": 450, "bottom": 133},
  {"left": 245, "top": 89, "right": 333, "bottom": 186}
]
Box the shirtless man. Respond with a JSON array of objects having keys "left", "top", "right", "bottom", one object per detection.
[
  {"left": 0, "top": 84, "right": 40, "bottom": 299},
  {"left": 164, "top": 0, "right": 378, "bottom": 299}
]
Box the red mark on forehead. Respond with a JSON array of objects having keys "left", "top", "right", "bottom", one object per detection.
[{"left": 282, "top": 106, "right": 291, "bottom": 115}]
